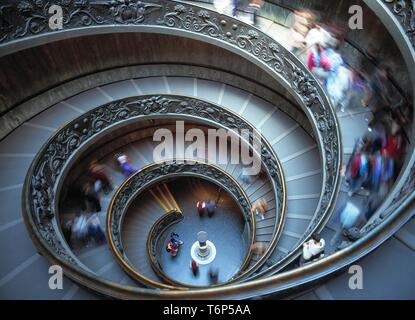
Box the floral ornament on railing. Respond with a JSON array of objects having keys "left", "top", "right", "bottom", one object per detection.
[
  {"left": 0, "top": 0, "right": 163, "bottom": 42},
  {"left": 107, "top": 0, "right": 162, "bottom": 24},
  {"left": 108, "top": 161, "right": 253, "bottom": 266},
  {"left": 0, "top": 0, "right": 336, "bottom": 162},
  {"left": 25, "top": 95, "right": 285, "bottom": 270},
  {"left": 157, "top": 5, "right": 222, "bottom": 37},
  {"left": 8, "top": 0, "right": 340, "bottom": 277},
  {"left": 384, "top": 0, "right": 415, "bottom": 46}
]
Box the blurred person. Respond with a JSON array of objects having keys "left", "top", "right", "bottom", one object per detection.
[
  {"left": 328, "top": 63, "right": 353, "bottom": 112},
  {"left": 190, "top": 259, "right": 199, "bottom": 276},
  {"left": 115, "top": 153, "right": 139, "bottom": 178},
  {"left": 330, "top": 200, "right": 361, "bottom": 247},
  {"left": 214, "top": 0, "right": 231, "bottom": 14},
  {"left": 251, "top": 198, "right": 268, "bottom": 221},
  {"left": 290, "top": 10, "right": 315, "bottom": 54},
  {"left": 197, "top": 200, "right": 207, "bottom": 217},
  {"left": 345, "top": 139, "right": 369, "bottom": 196},
  {"left": 382, "top": 153, "right": 395, "bottom": 184},
  {"left": 318, "top": 36, "right": 352, "bottom": 111},
  {"left": 343, "top": 69, "right": 369, "bottom": 112},
  {"left": 232, "top": 0, "right": 239, "bottom": 17},
  {"left": 87, "top": 213, "right": 106, "bottom": 244},
  {"left": 306, "top": 26, "right": 353, "bottom": 111},
  {"left": 366, "top": 121, "right": 387, "bottom": 152},
  {"left": 385, "top": 119, "right": 404, "bottom": 160},
  {"left": 393, "top": 100, "right": 412, "bottom": 128},
  {"left": 63, "top": 219, "right": 73, "bottom": 243},
  {"left": 296, "top": 20, "right": 325, "bottom": 61},
  {"left": 299, "top": 233, "right": 325, "bottom": 265},
  {"left": 170, "top": 232, "right": 184, "bottom": 247},
  {"left": 364, "top": 181, "right": 388, "bottom": 221},
  {"left": 88, "top": 159, "right": 113, "bottom": 194},
  {"left": 370, "top": 151, "right": 383, "bottom": 193},
  {"left": 166, "top": 239, "right": 179, "bottom": 257},
  {"left": 240, "top": 166, "right": 257, "bottom": 185},
  {"left": 363, "top": 65, "right": 392, "bottom": 115},
  {"left": 250, "top": 242, "right": 268, "bottom": 256},
  {"left": 206, "top": 199, "right": 216, "bottom": 218},
  {"left": 70, "top": 214, "right": 89, "bottom": 247},
  {"left": 166, "top": 234, "right": 182, "bottom": 259},
  {"left": 387, "top": 134, "right": 404, "bottom": 177},
  {"left": 248, "top": 0, "right": 263, "bottom": 25},
  {"left": 306, "top": 27, "right": 335, "bottom": 75},
  {"left": 209, "top": 267, "right": 219, "bottom": 285},
  {"left": 81, "top": 181, "right": 102, "bottom": 213},
  {"left": 69, "top": 213, "right": 105, "bottom": 247},
  {"left": 304, "top": 24, "right": 324, "bottom": 49}
]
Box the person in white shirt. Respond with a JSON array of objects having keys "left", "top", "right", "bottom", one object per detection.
[
  {"left": 214, "top": 0, "right": 231, "bottom": 14},
  {"left": 300, "top": 233, "right": 325, "bottom": 265}
]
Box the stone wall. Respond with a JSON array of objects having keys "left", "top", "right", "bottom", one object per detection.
[{"left": 0, "top": 32, "right": 290, "bottom": 117}]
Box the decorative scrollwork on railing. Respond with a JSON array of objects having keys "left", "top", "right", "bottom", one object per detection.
[
  {"left": 148, "top": 210, "right": 183, "bottom": 258},
  {"left": 2, "top": 0, "right": 340, "bottom": 248},
  {"left": 347, "top": 0, "right": 415, "bottom": 238},
  {"left": 0, "top": 0, "right": 163, "bottom": 42},
  {"left": 18, "top": 0, "right": 341, "bottom": 296},
  {"left": 147, "top": 210, "right": 183, "bottom": 277},
  {"left": 2, "top": 2, "right": 341, "bottom": 232},
  {"left": 23, "top": 94, "right": 285, "bottom": 277},
  {"left": 384, "top": 0, "right": 415, "bottom": 47},
  {"left": 107, "top": 160, "right": 254, "bottom": 287},
  {"left": 381, "top": 0, "right": 415, "bottom": 207}
]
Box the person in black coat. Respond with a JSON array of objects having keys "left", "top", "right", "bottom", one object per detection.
[{"left": 206, "top": 199, "right": 216, "bottom": 218}]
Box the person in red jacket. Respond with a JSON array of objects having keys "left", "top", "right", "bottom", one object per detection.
[
  {"left": 166, "top": 240, "right": 178, "bottom": 257},
  {"left": 190, "top": 259, "right": 199, "bottom": 276}
]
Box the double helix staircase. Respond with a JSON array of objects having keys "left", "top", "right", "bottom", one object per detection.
[{"left": 0, "top": 0, "right": 414, "bottom": 299}]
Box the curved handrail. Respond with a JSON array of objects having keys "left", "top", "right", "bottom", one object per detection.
[
  {"left": 17, "top": 0, "right": 415, "bottom": 299},
  {"left": 5, "top": 1, "right": 341, "bottom": 235},
  {"left": 107, "top": 159, "right": 255, "bottom": 288},
  {"left": 23, "top": 93, "right": 288, "bottom": 295},
  {"left": 352, "top": 0, "right": 415, "bottom": 236},
  {"left": 146, "top": 209, "right": 184, "bottom": 284},
  {"left": 7, "top": 0, "right": 340, "bottom": 278},
  {"left": 216, "top": 0, "right": 415, "bottom": 279},
  {"left": 231, "top": 0, "right": 415, "bottom": 280},
  {"left": 18, "top": 0, "right": 343, "bottom": 298}
]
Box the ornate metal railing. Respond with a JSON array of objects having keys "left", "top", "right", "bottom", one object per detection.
[
  {"left": 15, "top": 0, "right": 346, "bottom": 298},
  {"left": 2, "top": 0, "right": 341, "bottom": 281},
  {"left": 146, "top": 209, "right": 184, "bottom": 284},
  {"left": 350, "top": 0, "right": 415, "bottom": 237},
  {"left": 238, "top": 0, "right": 410, "bottom": 105},
  {"left": 3, "top": 1, "right": 342, "bottom": 228},
  {"left": 107, "top": 160, "right": 255, "bottom": 288},
  {"left": 23, "top": 93, "right": 289, "bottom": 296},
  {"left": 15, "top": 0, "right": 415, "bottom": 299},
  {"left": 238, "top": 0, "right": 415, "bottom": 280}
]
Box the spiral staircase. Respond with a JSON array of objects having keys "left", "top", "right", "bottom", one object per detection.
[{"left": 0, "top": 0, "right": 414, "bottom": 300}]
